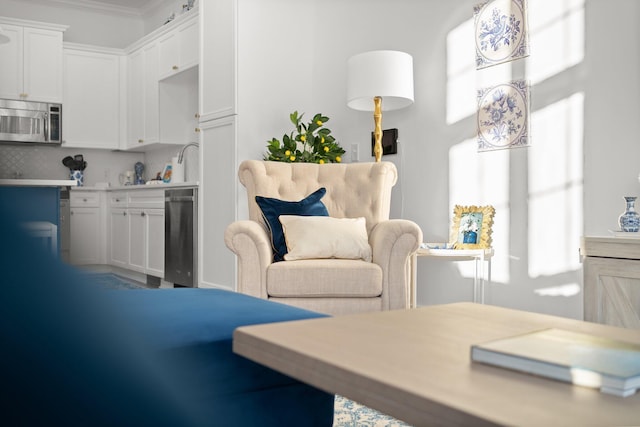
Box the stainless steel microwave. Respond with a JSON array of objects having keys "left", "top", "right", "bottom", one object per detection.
[{"left": 0, "top": 99, "right": 62, "bottom": 144}]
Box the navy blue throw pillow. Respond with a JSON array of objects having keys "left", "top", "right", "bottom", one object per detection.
[{"left": 256, "top": 187, "right": 329, "bottom": 262}]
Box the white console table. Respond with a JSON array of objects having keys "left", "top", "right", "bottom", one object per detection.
[
  {"left": 580, "top": 236, "right": 640, "bottom": 329},
  {"left": 410, "top": 247, "right": 493, "bottom": 307}
]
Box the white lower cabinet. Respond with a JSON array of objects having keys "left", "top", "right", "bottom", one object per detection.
[
  {"left": 126, "top": 207, "right": 164, "bottom": 277},
  {"left": 70, "top": 188, "right": 171, "bottom": 278},
  {"left": 109, "top": 207, "right": 129, "bottom": 269},
  {"left": 70, "top": 207, "right": 102, "bottom": 264},
  {"left": 108, "top": 189, "right": 165, "bottom": 278},
  {"left": 70, "top": 190, "right": 105, "bottom": 265},
  {"left": 145, "top": 209, "right": 165, "bottom": 277},
  {"left": 128, "top": 208, "right": 146, "bottom": 273}
]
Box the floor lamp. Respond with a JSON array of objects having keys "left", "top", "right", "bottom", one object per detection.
[{"left": 347, "top": 50, "right": 414, "bottom": 162}]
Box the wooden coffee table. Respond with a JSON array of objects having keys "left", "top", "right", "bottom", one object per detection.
[{"left": 233, "top": 303, "right": 640, "bottom": 426}]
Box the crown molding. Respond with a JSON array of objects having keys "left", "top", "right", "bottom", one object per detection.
[
  {"left": 63, "top": 41, "right": 126, "bottom": 55},
  {"left": 0, "top": 16, "right": 69, "bottom": 31},
  {"left": 19, "top": 0, "right": 165, "bottom": 18},
  {"left": 124, "top": 5, "right": 198, "bottom": 53}
]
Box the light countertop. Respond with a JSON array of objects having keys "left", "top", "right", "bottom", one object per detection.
[
  {"left": 0, "top": 179, "right": 78, "bottom": 187},
  {"left": 72, "top": 181, "right": 199, "bottom": 191}
]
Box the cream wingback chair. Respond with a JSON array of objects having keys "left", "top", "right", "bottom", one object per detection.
[{"left": 224, "top": 160, "right": 422, "bottom": 315}]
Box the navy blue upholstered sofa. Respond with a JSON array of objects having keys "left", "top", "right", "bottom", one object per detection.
[
  {"left": 107, "top": 288, "right": 335, "bottom": 426},
  {"left": 0, "top": 210, "right": 333, "bottom": 426}
]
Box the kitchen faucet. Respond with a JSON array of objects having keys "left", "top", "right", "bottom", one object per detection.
[{"left": 177, "top": 142, "right": 199, "bottom": 164}]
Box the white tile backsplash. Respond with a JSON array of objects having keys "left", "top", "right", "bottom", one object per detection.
[
  {"left": 141, "top": 144, "right": 199, "bottom": 183},
  {"left": 0, "top": 144, "right": 199, "bottom": 186}
]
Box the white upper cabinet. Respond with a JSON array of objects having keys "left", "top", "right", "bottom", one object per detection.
[
  {"left": 0, "top": 20, "right": 66, "bottom": 103},
  {"left": 199, "top": 0, "right": 235, "bottom": 121},
  {"left": 125, "top": 8, "right": 198, "bottom": 151},
  {"left": 158, "top": 15, "right": 199, "bottom": 80},
  {"left": 128, "top": 48, "right": 145, "bottom": 148},
  {"left": 0, "top": 25, "right": 24, "bottom": 101},
  {"left": 126, "top": 42, "right": 160, "bottom": 149},
  {"left": 24, "top": 28, "right": 64, "bottom": 102},
  {"left": 63, "top": 45, "right": 123, "bottom": 149},
  {"left": 143, "top": 43, "right": 160, "bottom": 144}
]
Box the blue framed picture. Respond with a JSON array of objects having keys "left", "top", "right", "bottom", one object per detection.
[
  {"left": 450, "top": 205, "right": 496, "bottom": 249},
  {"left": 474, "top": 0, "right": 529, "bottom": 69}
]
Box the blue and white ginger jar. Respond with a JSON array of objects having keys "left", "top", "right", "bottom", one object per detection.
[{"left": 619, "top": 196, "right": 640, "bottom": 232}]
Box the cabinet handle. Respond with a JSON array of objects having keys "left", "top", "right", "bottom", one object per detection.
[
  {"left": 141, "top": 212, "right": 146, "bottom": 217},
  {"left": 172, "top": 65, "right": 179, "bottom": 70},
  {"left": 138, "top": 139, "right": 144, "bottom": 143},
  {"left": 123, "top": 211, "right": 127, "bottom": 216},
  {"left": 195, "top": 127, "right": 201, "bottom": 133},
  {"left": 83, "top": 198, "right": 88, "bottom": 202},
  {"left": 194, "top": 113, "right": 200, "bottom": 119},
  {"left": 70, "top": 211, "right": 74, "bottom": 215},
  {"left": 20, "top": 93, "right": 27, "bottom": 98}
]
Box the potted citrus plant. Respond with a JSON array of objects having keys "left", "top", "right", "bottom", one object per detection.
[{"left": 265, "top": 111, "right": 345, "bottom": 163}]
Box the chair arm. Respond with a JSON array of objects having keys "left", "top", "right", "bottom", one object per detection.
[
  {"left": 224, "top": 220, "right": 273, "bottom": 299},
  {"left": 369, "top": 219, "right": 423, "bottom": 310}
]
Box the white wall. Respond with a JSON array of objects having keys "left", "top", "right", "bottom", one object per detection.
[
  {"left": 233, "top": 0, "right": 640, "bottom": 319},
  {"left": 2, "top": 0, "right": 638, "bottom": 320},
  {"left": 235, "top": 0, "right": 315, "bottom": 219},
  {"left": 583, "top": 0, "right": 640, "bottom": 235}
]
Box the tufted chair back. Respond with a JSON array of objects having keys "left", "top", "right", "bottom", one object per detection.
[{"left": 239, "top": 160, "right": 398, "bottom": 234}]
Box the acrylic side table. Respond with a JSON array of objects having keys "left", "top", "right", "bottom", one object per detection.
[{"left": 410, "top": 247, "right": 494, "bottom": 307}]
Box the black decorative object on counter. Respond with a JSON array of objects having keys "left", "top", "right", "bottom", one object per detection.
[{"left": 62, "top": 154, "right": 87, "bottom": 187}]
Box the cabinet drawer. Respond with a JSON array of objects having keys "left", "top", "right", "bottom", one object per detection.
[
  {"left": 70, "top": 191, "right": 100, "bottom": 207},
  {"left": 109, "top": 192, "right": 128, "bottom": 207},
  {"left": 128, "top": 189, "right": 164, "bottom": 208}
]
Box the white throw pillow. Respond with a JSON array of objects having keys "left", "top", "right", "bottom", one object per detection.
[{"left": 279, "top": 215, "right": 372, "bottom": 262}]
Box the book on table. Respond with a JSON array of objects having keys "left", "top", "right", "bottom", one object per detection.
[{"left": 471, "top": 328, "right": 640, "bottom": 397}]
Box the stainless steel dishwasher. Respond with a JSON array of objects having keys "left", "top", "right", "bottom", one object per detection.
[{"left": 165, "top": 188, "right": 198, "bottom": 287}]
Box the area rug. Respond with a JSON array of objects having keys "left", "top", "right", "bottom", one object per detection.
[
  {"left": 83, "top": 272, "right": 149, "bottom": 290},
  {"left": 333, "top": 395, "right": 411, "bottom": 427},
  {"left": 87, "top": 272, "right": 409, "bottom": 425}
]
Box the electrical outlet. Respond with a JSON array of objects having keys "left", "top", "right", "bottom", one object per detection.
[{"left": 350, "top": 144, "right": 359, "bottom": 162}]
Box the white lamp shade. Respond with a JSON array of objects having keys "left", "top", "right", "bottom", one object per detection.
[{"left": 347, "top": 50, "right": 414, "bottom": 111}]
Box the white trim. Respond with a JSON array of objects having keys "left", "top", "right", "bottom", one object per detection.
[
  {"left": 124, "top": 5, "right": 198, "bottom": 53},
  {"left": 64, "top": 41, "right": 125, "bottom": 55},
  {"left": 0, "top": 16, "right": 69, "bottom": 32},
  {"left": 199, "top": 108, "right": 235, "bottom": 124},
  {"left": 18, "top": 0, "right": 154, "bottom": 17}
]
